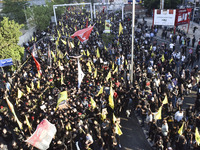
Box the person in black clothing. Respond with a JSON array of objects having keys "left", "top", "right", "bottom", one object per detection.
[
  {"left": 193, "top": 26, "right": 198, "bottom": 33},
  {"left": 192, "top": 35, "right": 196, "bottom": 48},
  {"left": 183, "top": 126, "right": 193, "bottom": 150}
]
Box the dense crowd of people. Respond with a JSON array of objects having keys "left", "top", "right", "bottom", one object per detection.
[{"left": 0, "top": 5, "right": 200, "bottom": 150}]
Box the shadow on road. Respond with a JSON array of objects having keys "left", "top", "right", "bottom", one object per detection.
[{"left": 120, "top": 114, "right": 152, "bottom": 150}]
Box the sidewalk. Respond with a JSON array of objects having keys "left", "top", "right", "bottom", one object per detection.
[{"left": 138, "top": 17, "right": 200, "bottom": 48}]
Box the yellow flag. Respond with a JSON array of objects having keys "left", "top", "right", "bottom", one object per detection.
[
  {"left": 5, "top": 97, "right": 23, "bottom": 129},
  {"left": 51, "top": 51, "right": 56, "bottom": 62},
  {"left": 104, "top": 46, "right": 107, "bottom": 51},
  {"left": 109, "top": 83, "right": 114, "bottom": 109},
  {"left": 125, "top": 59, "right": 128, "bottom": 65},
  {"left": 32, "top": 36, "right": 34, "bottom": 41},
  {"left": 113, "top": 113, "right": 117, "bottom": 123},
  {"left": 112, "top": 62, "right": 115, "bottom": 70},
  {"left": 87, "top": 49, "right": 90, "bottom": 56},
  {"left": 150, "top": 45, "right": 152, "bottom": 51},
  {"left": 37, "top": 80, "right": 40, "bottom": 89},
  {"left": 169, "top": 58, "right": 173, "bottom": 64},
  {"left": 90, "top": 59, "right": 95, "bottom": 68},
  {"left": 25, "top": 115, "right": 32, "bottom": 132},
  {"left": 101, "top": 113, "right": 106, "bottom": 121},
  {"left": 55, "top": 39, "right": 59, "bottom": 46},
  {"left": 196, "top": 127, "right": 200, "bottom": 145},
  {"left": 90, "top": 97, "right": 96, "bottom": 108},
  {"left": 161, "top": 54, "right": 165, "bottom": 62},
  {"left": 96, "top": 86, "right": 104, "bottom": 96},
  {"left": 116, "top": 124, "right": 123, "bottom": 136},
  {"left": 119, "top": 23, "right": 123, "bottom": 36},
  {"left": 61, "top": 39, "right": 67, "bottom": 45},
  {"left": 178, "top": 122, "right": 185, "bottom": 135},
  {"left": 94, "top": 68, "right": 97, "bottom": 78},
  {"left": 38, "top": 70, "right": 41, "bottom": 79},
  {"left": 96, "top": 31, "right": 99, "bottom": 36},
  {"left": 78, "top": 40, "right": 80, "bottom": 46},
  {"left": 31, "top": 81, "right": 34, "bottom": 90},
  {"left": 106, "top": 71, "right": 111, "bottom": 81},
  {"left": 113, "top": 66, "right": 118, "bottom": 74},
  {"left": 35, "top": 36, "right": 37, "bottom": 42},
  {"left": 81, "top": 50, "right": 86, "bottom": 56},
  {"left": 96, "top": 48, "right": 100, "bottom": 58},
  {"left": 56, "top": 91, "right": 68, "bottom": 109},
  {"left": 61, "top": 73, "right": 64, "bottom": 85},
  {"left": 70, "top": 42, "right": 74, "bottom": 48},
  {"left": 26, "top": 85, "right": 31, "bottom": 93},
  {"left": 57, "top": 30, "right": 61, "bottom": 38},
  {"left": 18, "top": 88, "right": 23, "bottom": 99},
  {"left": 155, "top": 106, "right": 162, "bottom": 120},
  {"left": 162, "top": 95, "right": 168, "bottom": 104},
  {"left": 86, "top": 62, "right": 92, "bottom": 73}
]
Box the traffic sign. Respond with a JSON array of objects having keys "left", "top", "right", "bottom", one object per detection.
[{"left": 189, "top": 48, "right": 193, "bottom": 54}]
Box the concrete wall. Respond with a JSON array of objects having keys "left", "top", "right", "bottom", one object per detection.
[{"left": 18, "top": 26, "right": 36, "bottom": 46}]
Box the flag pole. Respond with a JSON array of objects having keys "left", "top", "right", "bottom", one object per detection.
[{"left": 130, "top": 0, "right": 135, "bottom": 84}]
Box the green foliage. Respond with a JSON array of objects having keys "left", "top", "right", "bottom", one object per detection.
[
  {"left": 102, "top": 33, "right": 115, "bottom": 46},
  {"left": 144, "top": 0, "right": 160, "bottom": 11},
  {"left": 144, "top": 0, "right": 181, "bottom": 11},
  {"left": 164, "top": 0, "right": 181, "bottom": 9},
  {"left": 2, "top": 0, "right": 28, "bottom": 24},
  {"left": 31, "top": 5, "right": 52, "bottom": 30},
  {"left": 25, "top": 0, "right": 69, "bottom": 31},
  {"left": 0, "top": 17, "right": 24, "bottom": 61}
]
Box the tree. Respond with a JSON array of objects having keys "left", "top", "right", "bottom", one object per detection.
[
  {"left": 164, "top": 0, "right": 181, "bottom": 9},
  {"left": 0, "top": 17, "right": 24, "bottom": 62},
  {"left": 25, "top": 0, "right": 69, "bottom": 31},
  {"left": 27, "top": 5, "right": 52, "bottom": 31},
  {"left": 144, "top": 0, "right": 181, "bottom": 12},
  {"left": 144, "top": 0, "right": 160, "bottom": 11},
  {"left": 2, "top": 0, "right": 28, "bottom": 24}
]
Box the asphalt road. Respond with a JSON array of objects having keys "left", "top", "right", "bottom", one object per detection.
[{"left": 120, "top": 114, "right": 152, "bottom": 150}]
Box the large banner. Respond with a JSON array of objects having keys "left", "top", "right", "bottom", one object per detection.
[
  {"left": 153, "top": 9, "right": 176, "bottom": 26},
  {"left": 175, "top": 8, "right": 192, "bottom": 26},
  {"left": 104, "top": 20, "right": 111, "bottom": 33},
  {"left": 26, "top": 119, "right": 57, "bottom": 150}
]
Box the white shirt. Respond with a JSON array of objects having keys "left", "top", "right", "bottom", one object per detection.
[
  {"left": 161, "top": 123, "right": 169, "bottom": 136},
  {"left": 181, "top": 55, "right": 186, "bottom": 62},
  {"left": 154, "top": 78, "right": 160, "bottom": 87},
  {"left": 86, "top": 134, "right": 93, "bottom": 144},
  {"left": 176, "top": 52, "right": 181, "bottom": 59},
  {"left": 146, "top": 114, "right": 153, "bottom": 123},
  {"left": 169, "top": 43, "right": 174, "bottom": 49},
  {"left": 175, "top": 111, "right": 184, "bottom": 122}
]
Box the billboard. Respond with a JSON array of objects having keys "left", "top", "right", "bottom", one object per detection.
[
  {"left": 175, "top": 8, "right": 192, "bottom": 26},
  {"left": 153, "top": 9, "right": 176, "bottom": 26}
]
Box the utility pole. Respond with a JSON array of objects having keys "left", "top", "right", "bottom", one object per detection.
[
  {"left": 130, "top": 0, "right": 135, "bottom": 84},
  {"left": 160, "top": 0, "right": 164, "bottom": 9},
  {"left": 192, "top": 1, "right": 196, "bottom": 27}
]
